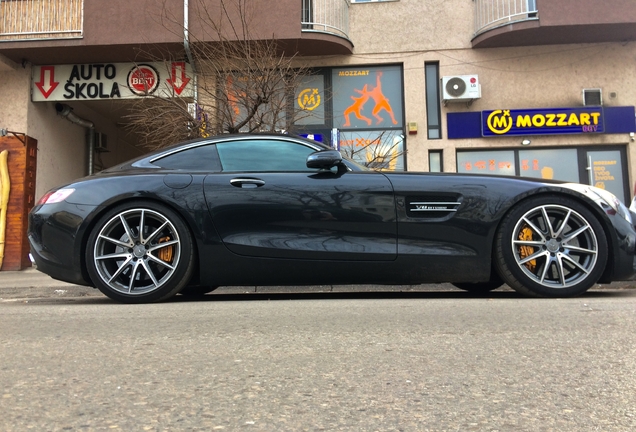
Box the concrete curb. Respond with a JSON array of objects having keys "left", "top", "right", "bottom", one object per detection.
[{"left": 1, "top": 267, "right": 634, "bottom": 301}]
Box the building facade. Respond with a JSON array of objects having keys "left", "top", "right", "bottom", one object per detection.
[{"left": 0, "top": 0, "right": 635, "bottom": 203}]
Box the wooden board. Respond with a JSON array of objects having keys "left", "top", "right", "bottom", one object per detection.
[{"left": 0, "top": 135, "right": 37, "bottom": 271}]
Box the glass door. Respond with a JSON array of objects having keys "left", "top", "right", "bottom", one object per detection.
[{"left": 586, "top": 150, "right": 627, "bottom": 203}]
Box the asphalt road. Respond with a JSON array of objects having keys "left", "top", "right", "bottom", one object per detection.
[{"left": 1, "top": 288, "right": 636, "bottom": 431}]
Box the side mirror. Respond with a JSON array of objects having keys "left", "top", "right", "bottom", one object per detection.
[{"left": 306, "top": 149, "right": 343, "bottom": 169}]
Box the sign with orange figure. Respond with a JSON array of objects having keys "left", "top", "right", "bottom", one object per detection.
[{"left": 332, "top": 66, "right": 403, "bottom": 129}]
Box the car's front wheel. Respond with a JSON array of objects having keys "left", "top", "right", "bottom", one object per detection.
[
  {"left": 495, "top": 196, "right": 608, "bottom": 297},
  {"left": 86, "top": 202, "right": 195, "bottom": 303}
]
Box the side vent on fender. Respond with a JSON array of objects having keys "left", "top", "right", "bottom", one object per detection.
[{"left": 406, "top": 196, "right": 461, "bottom": 219}]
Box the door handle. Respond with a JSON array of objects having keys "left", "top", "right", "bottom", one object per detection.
[{"left": 230, "top": 178, "right": 265, "bottom": 188}]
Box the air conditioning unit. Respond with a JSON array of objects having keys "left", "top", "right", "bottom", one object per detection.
[
  {"left": 583, "top": 88, "right": 602, "bottom": 106},
  {"left": 442, "top": 75, "right": 481, "bottom": 104}
]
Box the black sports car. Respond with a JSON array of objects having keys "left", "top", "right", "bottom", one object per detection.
[{"left": 28, "top": 134, "right": 636, "bottom": 303}]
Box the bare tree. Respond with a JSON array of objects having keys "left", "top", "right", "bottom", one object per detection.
[{"left": 126, "top": 0, "right": 311, "bottom": 150}]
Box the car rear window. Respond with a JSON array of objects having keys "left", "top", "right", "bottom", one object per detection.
[{"left": 153, "top": 144, "right": 222, "bottom": 171}]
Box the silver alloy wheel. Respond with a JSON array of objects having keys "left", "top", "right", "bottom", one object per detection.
[
  {"left": 92, "top": 208, "right": 181, "bottom": 295},
  {"left": 511, "top": 204, "right": 598, "bottom": 289}
]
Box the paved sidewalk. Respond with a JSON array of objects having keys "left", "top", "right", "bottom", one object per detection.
[
  {"left": 1, "top": 267, "right": 634, "bottom": 301},
  {"left": 0, "top": 267, "right": 99, "bottom": 300}
]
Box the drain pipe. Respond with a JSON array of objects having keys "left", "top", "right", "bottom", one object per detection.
[
  {"left": 55, "top": 103, "right": 96, "bottom": 175},
  {"left": 184, "top": 0, "right": 198, "bottom": 104}
]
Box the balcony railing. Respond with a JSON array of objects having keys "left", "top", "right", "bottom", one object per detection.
[
  {"left": 0, "top": 0, "right": 83, "bottom": 41},
  {"left": 301, "top": 0, "right": 350, "bottom": 40},
  {"left": 474, "top": 0, "right": 538, "bottom": 37}
]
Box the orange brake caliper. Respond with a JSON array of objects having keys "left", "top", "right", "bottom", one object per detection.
[
  {"left": 157, "top": 236, "right": 174, "bottom": 263},
  {"left": 518, "top": 226, "right": 536, "bottom": 271}
]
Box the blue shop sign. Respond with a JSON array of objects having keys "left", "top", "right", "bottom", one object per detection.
[{"left": 482, "top": 107, "right": 604, "bottom": 137}]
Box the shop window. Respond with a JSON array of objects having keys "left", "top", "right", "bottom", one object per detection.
[
  {"left": 339, "top": 130, "right": 405, "bottom": 171},
  {"left": 456, "top": 147, "right": 629, "bottom": 203},
  {"left": 425, "top": 63, "right": 442, "bottom": 139},
  {"left": 457, "top": 150, "right": 516, "bottom": 176}
]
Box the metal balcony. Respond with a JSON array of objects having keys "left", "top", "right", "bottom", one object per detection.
[
  {"left": 0, "top": 0, "right": 83, "bottom": 41},
  {"left": 474, "top": 0, "right": 538, "bottom": 37},
  {"left": 301, "top": 0, "right": 350, "bottom": 41}
]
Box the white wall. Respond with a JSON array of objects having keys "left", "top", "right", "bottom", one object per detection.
[
  {"left": 0, "top": 68, "right": 29, "bottom": 132},
  {"left": 27, "top": 98, "right": 88, "bottom": 200}
]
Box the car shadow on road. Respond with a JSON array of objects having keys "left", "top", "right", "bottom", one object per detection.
[
  {"left": 9, "top": 288, "right": 633, "bottom": 306},
  {"left": 170, "top": 289, "right": 633, "bottom": 303}
]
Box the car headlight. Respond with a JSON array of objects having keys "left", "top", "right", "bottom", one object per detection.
[{"left": 588, "top": 186, "right": 632, "bottom": 224}]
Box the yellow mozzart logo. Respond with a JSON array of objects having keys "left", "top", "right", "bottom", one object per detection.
[
  {"left": 484, "top": 108, "right": 603, "bottom": 136},
  {"left": 486, "top": 110, "right": 513, "bottom": 135},
  {"left": 297, "top": 88, "right": 321, "bottom": 111}
]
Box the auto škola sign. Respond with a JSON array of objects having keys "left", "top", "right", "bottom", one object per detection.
[
  {"left": 32, "top": 62, "right": 194, "bottom": 102},
  {"left": 482, "top": 107, "right": 604, "bottom": 137}
]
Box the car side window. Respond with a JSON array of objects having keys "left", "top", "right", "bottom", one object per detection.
[
  {"left": 153, "top": 144, "right": 222, "bottom": 171},
  {"left": 216, "top": 139, "right": 316, "bottom": 172}
]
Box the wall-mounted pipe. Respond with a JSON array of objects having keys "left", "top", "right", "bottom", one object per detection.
[
  {"left": 55, "top": 103, "right": 96, "bottom": 175},
  {"left": 184, "top": 0, "right": 198, "bottom": 104}
]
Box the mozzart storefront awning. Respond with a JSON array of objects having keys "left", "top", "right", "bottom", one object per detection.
[
  {"left": 446, "top": 106, "right": 636, "bottom": 203},
  {"left": 447, "top": 106, "right": 635, "bottom": 139}
]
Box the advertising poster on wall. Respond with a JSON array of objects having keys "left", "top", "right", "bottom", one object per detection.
[
  {"left": 588, "top": 150, "right": 625, "bottom": 203},
  {"left": 294, "top": 74, "right": 325, "bottom": 125},
  {"left": 332, "top": 65, "right": 403, "bottom": 130}
]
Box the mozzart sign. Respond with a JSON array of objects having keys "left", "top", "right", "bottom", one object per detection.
[
  {"left": 32, "top": 62, "right": 194, "bottom": 102},
  {"left": 482, "top": 107, "right": 604, "bottom": 137}
]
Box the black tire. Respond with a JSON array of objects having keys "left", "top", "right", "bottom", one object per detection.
[
  {"left": 452, "top": 280, "right": 504, "bottom": 293},
  {"left": 85, "top": 201, "right": 195, "bottom": 303},
  {"left": 179, "top": 285, "right": 219, "bottom": 296},
  {"left": 495, "top": 195, "right": 608, "bottom": 297}
]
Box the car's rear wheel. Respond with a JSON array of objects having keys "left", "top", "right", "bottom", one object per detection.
[
  {"left": 495, "top": 196, "right": 607, "bottom": 297},
  {"left": 86, "top": 202, "right": 194, "bottom": 303}
]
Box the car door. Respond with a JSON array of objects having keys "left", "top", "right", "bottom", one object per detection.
[{"left": 203, "top": 137, "right": 397, "bottom": 261}]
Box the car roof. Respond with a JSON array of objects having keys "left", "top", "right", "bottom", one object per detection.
[{"left": 102, "top": 133, "right": 331, "bottom": 172}]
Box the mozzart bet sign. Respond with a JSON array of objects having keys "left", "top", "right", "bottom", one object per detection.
[
  {"left": 32, "top": 62, "right": 194, "bottom": 102},
  {"left": 482, "top": 107, "right": 604, "bottom": 137}
]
